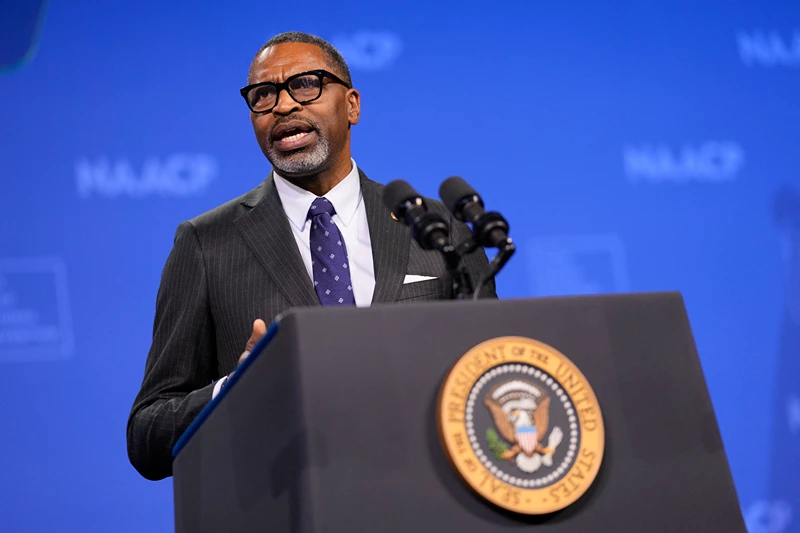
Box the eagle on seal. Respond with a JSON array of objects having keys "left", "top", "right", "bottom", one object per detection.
[{"left": 484, "top": 379, "right": 564, "bottom": 473}]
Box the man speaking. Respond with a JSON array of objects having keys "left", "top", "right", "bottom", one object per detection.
[{"left": 126, "top": 32, "right": 495, "bottom": 481}]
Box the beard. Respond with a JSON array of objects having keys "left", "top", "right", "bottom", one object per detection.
[{"left": 266, "top": 125, "right": 330, "bottom": 175}]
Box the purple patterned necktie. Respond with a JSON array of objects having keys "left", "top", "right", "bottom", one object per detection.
[{"left": 308, "top": 197, "right": 356, "bottom": 306}]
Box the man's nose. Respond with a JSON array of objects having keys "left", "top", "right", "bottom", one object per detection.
[{"left": 272, "top": 88, "right": 301, "bottom": 115}]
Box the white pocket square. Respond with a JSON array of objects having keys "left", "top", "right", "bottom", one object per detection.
[{"left": 403, "top": 274, "right": 437, "bottom": 284}]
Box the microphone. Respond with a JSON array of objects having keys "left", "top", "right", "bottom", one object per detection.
[
  {"left": 439, "top": 176, "right": 515, "bottom": 300},
  {"left": 383, "top": 180, "right": 450, "bottom": 251},
  {"left": 439, "top": 176, "right": 510, "bottom": 248}
]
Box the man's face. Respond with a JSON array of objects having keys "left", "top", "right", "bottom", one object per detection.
[{"left": 248, "top": 42, "right": 360, "bottom": 177}]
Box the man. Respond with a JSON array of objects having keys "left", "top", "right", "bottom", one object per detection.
[{"left": 126, "top": 32, "right": 495, "bottom": 481}]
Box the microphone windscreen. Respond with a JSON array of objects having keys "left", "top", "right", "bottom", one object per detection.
[
  {"left": 383, "top": 179, "right": 421, "bottom": 214},
  {"left": 439, "top": 176, "right": 478, "bottom": 214}
]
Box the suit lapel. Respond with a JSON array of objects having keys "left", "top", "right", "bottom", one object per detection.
[
  {"left": 360, "top": 170, "right": 410, "bottom": 304},
  {"left": 234, "top": 174, "right": 320, "bottom": 308}
]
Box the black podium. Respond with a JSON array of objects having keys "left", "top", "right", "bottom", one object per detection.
[{"left": 172, "top": 293, "right": 746, "bottom": 532}]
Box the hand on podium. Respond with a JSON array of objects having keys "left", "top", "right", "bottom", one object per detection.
[
  {"left": 239, "top": 319, "right": 267, "bottom": 366},
  {"left": 215, "top": 319, "right": 268, "bottom": 399}
]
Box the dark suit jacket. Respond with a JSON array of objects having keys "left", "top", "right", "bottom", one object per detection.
[{"left": 126, "top": 169, "right": 496, "bottom": 480}]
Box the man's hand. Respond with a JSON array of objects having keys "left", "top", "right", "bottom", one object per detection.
[{"left": 239, "top": 319, "right": 267, "bottom": 365}]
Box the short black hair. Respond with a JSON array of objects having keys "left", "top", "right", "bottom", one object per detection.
[{"left": 248, "top": 31, "right": 352, "bottom": 86}]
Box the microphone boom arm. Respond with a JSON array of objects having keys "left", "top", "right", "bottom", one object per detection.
[{"left": 472, "top": 238, "right": 515, "bottom": 300}]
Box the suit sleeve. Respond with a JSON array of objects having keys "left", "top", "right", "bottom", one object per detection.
[
  {"left": 449, "top": 213, "right": 498, "bottom": 299},
  {"left": 126, "top": 221, "right": 218, "bottom": 480}
]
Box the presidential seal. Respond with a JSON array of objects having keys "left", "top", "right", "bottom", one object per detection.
[{"left": 437, "top": 336, "right": 604, "bottom": 515}]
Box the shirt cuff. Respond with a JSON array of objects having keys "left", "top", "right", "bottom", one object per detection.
[{"left": 211, "top": 375, "right": 228, "bottom": 400}]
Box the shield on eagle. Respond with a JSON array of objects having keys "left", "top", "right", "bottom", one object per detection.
[{"left": 515, "top": 426, "right": 538, "bottom": 456}]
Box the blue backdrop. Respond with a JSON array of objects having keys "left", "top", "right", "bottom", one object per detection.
[{"left": 1, "top": 1, "right": 798, "bottom": 531}]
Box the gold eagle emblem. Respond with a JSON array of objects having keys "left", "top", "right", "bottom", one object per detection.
[{"left": 484, "top": 380, "right": 564, "bottom": 473}]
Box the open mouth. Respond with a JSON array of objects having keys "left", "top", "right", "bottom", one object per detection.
[
  {"left": 271, "top": 120, "right": 318, "bottom": 151},
  {"left": 280, "top": 131, "right": 310, "bottom": 143}
]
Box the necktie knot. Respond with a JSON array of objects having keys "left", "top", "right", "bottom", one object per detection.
[{"left": 308, "top": 197, "right": 335, "bottom": 219}]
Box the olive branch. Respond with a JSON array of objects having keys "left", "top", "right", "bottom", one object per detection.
[{"left": 486, "top": 428, "right": 509, "bottom": 459}]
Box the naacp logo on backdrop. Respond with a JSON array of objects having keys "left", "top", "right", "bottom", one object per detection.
[
  {"left": 75, "top": 154, "right": 218, "bottom": 198},
  {"left": 623, "top": 142, "right": 745, "bottom": 184},
  {"left": 737, "top": 29, "right": 800, "bottom": 68},
  {"left": 331, "top": 31, "right": 402, "bottom": 71}
]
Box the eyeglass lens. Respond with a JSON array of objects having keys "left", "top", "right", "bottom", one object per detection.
[{"left": 246, "top": 75, "right": 323, "bottom": 112}]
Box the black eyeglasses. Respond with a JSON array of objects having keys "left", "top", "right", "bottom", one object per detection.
[{"left": 240, "top": 69, "right": 351, "bottom": 114}]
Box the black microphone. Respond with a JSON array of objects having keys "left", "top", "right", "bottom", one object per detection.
[
  {"left": 439, "top": 176, "right": 510, "bottom": 248},
  {"left": 383, "top": 180, "right": 450, "bottom": 251}
]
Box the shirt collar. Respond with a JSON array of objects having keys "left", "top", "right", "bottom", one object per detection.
[{"left": 273, "top": 159, "right": 362, "bottom": 230}]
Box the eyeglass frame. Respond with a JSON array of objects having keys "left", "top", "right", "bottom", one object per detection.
[{"left": 239, "top": 69, "right": 352, "bottom": 114}]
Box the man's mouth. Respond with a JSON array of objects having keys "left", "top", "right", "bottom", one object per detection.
[
  {"left": 280, "top": 131, "right": 310, "bottom": 143},
  {"left": 271, "top": 120, "right": 318, "bottom": 152}
]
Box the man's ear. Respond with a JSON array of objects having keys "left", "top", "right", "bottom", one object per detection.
[{"left": 347, "top": 88, "right": 361, "bottom": 125}]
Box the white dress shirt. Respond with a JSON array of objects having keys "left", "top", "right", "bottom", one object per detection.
[
  {"left": 212, "top": 159, "right": 376, "bottom": 399},
  {"left": 272, "top": 159, "right": 376, "bottom": 307}
]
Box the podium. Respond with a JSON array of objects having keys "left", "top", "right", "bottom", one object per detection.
[{"left": 172, "top": 293, "right": 746, "bottom": 532}]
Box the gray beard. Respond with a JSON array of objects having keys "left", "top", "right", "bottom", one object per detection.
[{"left": 267, "top": 133, "right": 330, "bottom": 175}]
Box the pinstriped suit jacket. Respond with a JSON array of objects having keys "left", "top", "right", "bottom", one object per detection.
[{"left": 126, "top": 169, "right": 496, "bottom": 480}]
